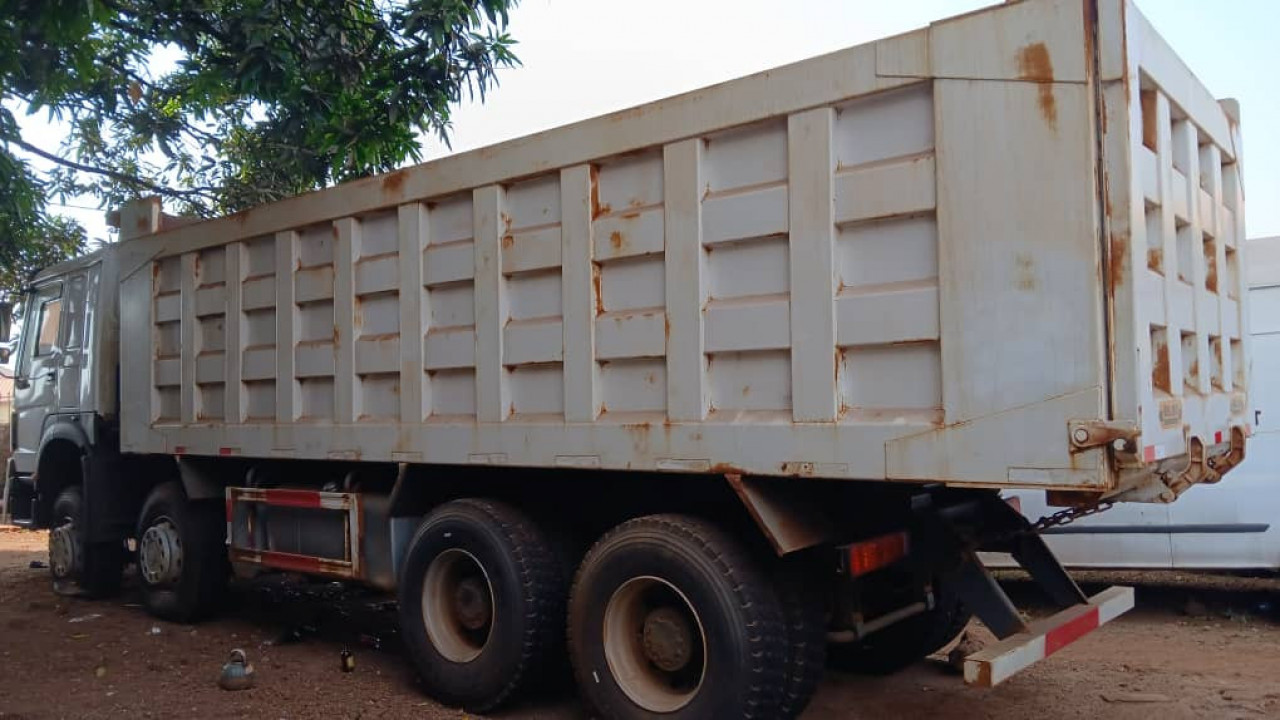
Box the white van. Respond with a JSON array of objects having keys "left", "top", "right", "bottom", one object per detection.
[{"left": 999, "top": 235, "right": 1280, "bottom": 569}]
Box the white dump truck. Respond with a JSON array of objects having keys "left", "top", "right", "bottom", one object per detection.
[{"left": 2, "top": 0, "right": 1250, "bottom": 716}]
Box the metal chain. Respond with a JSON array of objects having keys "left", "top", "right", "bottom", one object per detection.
[{"left": 1032, "top": 501, "right": 1115, "bottom": 532}]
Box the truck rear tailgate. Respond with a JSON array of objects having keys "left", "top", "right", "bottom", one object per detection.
[{"left": 1099, "top": 0, "right": 1250, "bottom": 501}]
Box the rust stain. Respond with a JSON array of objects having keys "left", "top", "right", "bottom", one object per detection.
[
  {"left": 1147, "top": 247, "right": 1164, "bottom": 273},
  {"left": 500, "top": 212, "right": 512, "bottom": 231},
  {"left": 1014, "top": 253, "right": 1036, "bottom": 291},
  {"left": 710, "top": 462, "right": 746, "bottom": 476},
  {"left": 592, "top": 263, "right": 604, "bottom": 316},
  {"left": 1204, "top": 244, "right": 1219, "bottom": 292},
  {"left": 1016, "top": 43, "right": 1057, "bottom": 132},
  {"left": 380, "top": 170, "right": 406, "bottom": 196},
  {"left": 589, "top": 166, "right": 610, "bottom": 219},
  {"left": 609, "top": 231, "right": 625, "bottom": 251},
  {"left": 1108, "top": 233, "right": 1128, "bottom": 291},
  {"left": 1152, "top": 343, "right": 1171, "bottom": 393},
  {"left": 741, "top": 385, "right": 751, "bottom": 397},
  {"left": 645, "top": 372, "right": 656, "bottom": 385},
  {"left": 620, "top": 211, "right": 641, "bottom": 220},
  {"left": 501, "top": 234, "right": 515, "bottom": 249},
  {"left": 1188, "top": 358, "right": 1199, "bottom": 382}
]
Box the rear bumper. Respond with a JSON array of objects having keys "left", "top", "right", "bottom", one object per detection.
[{"left": 964, "top": 585, "right": 1135, "bottom": 687}]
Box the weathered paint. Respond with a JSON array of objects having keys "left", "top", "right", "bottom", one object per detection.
[{"left": 111, "top": 0, "right": 1245, "bottom": 497}]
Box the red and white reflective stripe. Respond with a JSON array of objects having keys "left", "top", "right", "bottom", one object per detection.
[
  {"left": 964, "top": 586, "right": 1134, "bottom": 687},
  {"left": 232, "top": 488, "right": 351, "bottom": 511},
  {"left": 1142, "top": 444, "right": 1166, "bottom": 462},
  {"left": 228, "top": 549, "right": 355, "bottom": 576}
]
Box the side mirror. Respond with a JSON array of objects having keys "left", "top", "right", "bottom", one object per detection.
[
  {"left": 0, "top": 302, "right": 11, "bottom": 366},
  {"left": 0, "top": 301, "right": 11, "bottom": 345}
]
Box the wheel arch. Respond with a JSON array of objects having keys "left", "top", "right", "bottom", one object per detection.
[{"left": 33, "top": 426, "right": 89, "bottom": 528}]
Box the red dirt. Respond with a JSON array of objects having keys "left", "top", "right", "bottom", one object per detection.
[{"left": 1, "top": 528, "right": 1278, "bottom": 718}]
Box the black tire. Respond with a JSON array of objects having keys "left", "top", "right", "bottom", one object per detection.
[
  {"left": 136, "top": 482, "right": 228, "bottom": 623},
  {"left": 49, "top": 486, "right": 125, "bottom": 598},
  {"left": 773, "top": 558, "right": 828, "bottom": 719},
  {"left": 568, "top": 515, "right": 787, "bottom": 720},
  {"left": 828, "top": 582, "right": 971, "bottom": 675},
  {"left": 397, "top": 498, "right": 567, "bottom": 713}
]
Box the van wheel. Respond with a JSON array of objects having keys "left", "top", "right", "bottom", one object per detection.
[
  {"left": 568, "top": 515, "right": 787, "bottom": 719},
  {"left": 398, "top": 499, "right": 566, "bottom": 713},
  {"left": 49, "top": 486, "right": 125, "bottom": 598},
  {"left": 136, "top": 482, "right": 228, "bottom": 623},
  {"left": 828, "top": 582, "right": 971, "bottom": 675}
]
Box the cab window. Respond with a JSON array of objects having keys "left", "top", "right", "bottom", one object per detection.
[{"left": 35, "top": 297, "right": 62, "bottom": 356}]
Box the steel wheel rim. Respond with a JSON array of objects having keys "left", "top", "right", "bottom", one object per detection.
[
  {"left": 139, "top": 517, "right": 183, "bottom": 586},
  {"left": 48, "top": 516, "right": 78, "bottom": 580},
  {"left": 422, "top": 548, "right": 494, "bottom": 663},
  {"left": 603, "top": 575, "right": 707, "bottom": 713}
]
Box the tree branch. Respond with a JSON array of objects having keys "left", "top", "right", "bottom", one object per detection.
[{"left": 6, "top": 135, "right": 216, "bottom": 201}]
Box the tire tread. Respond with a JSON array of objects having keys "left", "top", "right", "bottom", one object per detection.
[{"left": 568, "top": 514, "right": 787, "bottom": 719}]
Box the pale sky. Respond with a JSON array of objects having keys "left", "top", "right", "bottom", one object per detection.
[{"left": 20, "top": 0, "right": 1280, "bottom": 242}]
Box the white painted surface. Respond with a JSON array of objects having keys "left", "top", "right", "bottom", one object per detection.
[{"left": 104, "top": 0, "right": 1245, "bottom": 494}]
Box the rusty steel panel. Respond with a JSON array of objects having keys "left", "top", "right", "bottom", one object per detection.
[{"left": 111, "top": 0, "right": 1246, "bottom": 498}]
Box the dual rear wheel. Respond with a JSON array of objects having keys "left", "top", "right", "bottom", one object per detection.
[{"left": 398, "top": 505, "right": 826, "bottom": 719}]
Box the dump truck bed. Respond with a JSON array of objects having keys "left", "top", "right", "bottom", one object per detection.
[{"left": 114, "top": 0, "right": 1248, "bottom": 499}]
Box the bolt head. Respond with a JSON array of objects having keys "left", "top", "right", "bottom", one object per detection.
[{"left": 1072, "top": 428, "right": 1091, "bottom": 444}]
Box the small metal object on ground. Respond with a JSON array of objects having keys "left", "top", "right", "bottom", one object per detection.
[
  {"left": 340, "top": 648, "right": 355, "bottom": 672},
  {"left": 219, "top": 649, "right": 255, "bottom": 691}
]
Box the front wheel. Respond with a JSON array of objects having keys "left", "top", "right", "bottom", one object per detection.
[
  {"left": 49, "top": 486, "right": 125, "bottom": 598},
  {"left": 568, "top": 515, "right": 788, "bottom": 719},
  {"left": 136, "top": 482, "right": 228, "bottom": 622}
]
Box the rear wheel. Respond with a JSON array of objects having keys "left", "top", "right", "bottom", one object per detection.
[
  {"left": 49, "top": 486, "right": 125, "bottom": 598},
  {"left": 136, "top": 482, "right": 228, "bottom": 622},
  {"left": 568, "top": 515, "right": 787, "bottom": 719},
  {"left": 773, "top": 557, "right": 828, "bottom": 719},
  {"left": 397, "top": 498, "right": 567, "bottom": 713},
  {"left": 828, "top": 580, "right": 971, "bottom": 675}
]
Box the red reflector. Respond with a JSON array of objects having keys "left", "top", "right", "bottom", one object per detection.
[
  {"left": 1215, "top": 431, "right": 1223, "bottom": 444},
  {"left": 173, "top": 445, "right": 187, "bottom": 456},
  {"left": 847, "top": 532, "right": 909, "bottom": 577}
]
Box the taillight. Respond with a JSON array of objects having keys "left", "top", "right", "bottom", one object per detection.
[{"left": 843, "top": 531, "right": 909, "bottom": 577}]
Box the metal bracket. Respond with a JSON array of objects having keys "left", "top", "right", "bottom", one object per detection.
[
  {"left": 1067, "top": 419, "right": 1139, "bottom": 455},
  {"left": 1165, "top": 425, "right": 1247, "bottom": 496}
]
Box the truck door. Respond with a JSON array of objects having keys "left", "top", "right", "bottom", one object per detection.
[
  {"left": 12, "top": 281, "right": 65, "bottom": 476},
  {"left": 56, "top": 271, "right": 89, "bottom": 410}
]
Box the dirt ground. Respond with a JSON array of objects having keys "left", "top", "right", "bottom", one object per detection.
[{"left": 1, "top": 528, "right": 1279, "bottom": 719}]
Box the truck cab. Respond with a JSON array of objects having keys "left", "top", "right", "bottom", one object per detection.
[
  {"left": 2, "top": 248, "right": 139, "bottom": 597},
  {"left": 5, "top": 251, "right": 113, "bottom": 524}
]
